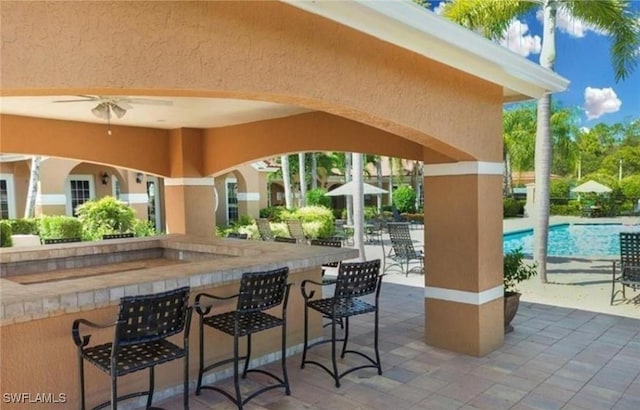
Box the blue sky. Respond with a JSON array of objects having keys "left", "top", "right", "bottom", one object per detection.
[{"left": 432, "top": 1, "right": 640, "bottom": 127}]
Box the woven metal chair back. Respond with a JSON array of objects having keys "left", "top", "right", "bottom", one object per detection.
[
  {"left": 237, "top": 267, "right": 289, "bottom": 313},
  {"left": 388, "top": 223, "right": 420, "bottom": 258},
  {"left": 334, "top": 259, "right": 381, "bottom": 299},
  {"left": 620, "top": 232, "right": 640, "bottom": 281},
  {"left": 310, "top": 238, "right": 342, "bottom": 248},
  {"left": 274, "top": 236, "right": 297, "bottom": 243},
  {"left": 256, "top": 218, "right": 274, "bottom": 241},
  {"left": 286, "top": 220, "right": 306, "bottom": 241},
  {"left": 115, "top": 286, "right": 190, "bottom": 346}
]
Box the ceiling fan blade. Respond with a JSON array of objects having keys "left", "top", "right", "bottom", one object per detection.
[
  {"left": 52, "top": 95, "right": 100, "bottom": 103},
  {"left": 52, "top": 99, "right": 97, "bottom": 103},
  {"left": 123, "top": 98, "right": 173, "bottom": 106}
]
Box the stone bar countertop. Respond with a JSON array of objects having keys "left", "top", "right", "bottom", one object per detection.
[{"left": 0, "top": 234, "right": 358, "bottom": 325}]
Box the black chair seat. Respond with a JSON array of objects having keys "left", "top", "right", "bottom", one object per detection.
[
  {"left": 83, "top": 339, "right": 186, "bottom": 376},
  {"left": 203, "top": 311, "right": 284, "bottom": 337},
  {"left": 307, "top": 297, "right": 375, "bottom": 318}
]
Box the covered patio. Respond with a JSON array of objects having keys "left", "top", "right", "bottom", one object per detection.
[{"left": 158, "top": 280, "right": 640, "bottom": 409}]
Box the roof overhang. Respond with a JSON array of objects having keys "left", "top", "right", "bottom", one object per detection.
[{"left": 283, "top": 0, "right": 569, "bottom": 102}]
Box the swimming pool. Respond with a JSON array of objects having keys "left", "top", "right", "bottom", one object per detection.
[{"left": 503, "top": 223, "right": 640, "bottom": 257}]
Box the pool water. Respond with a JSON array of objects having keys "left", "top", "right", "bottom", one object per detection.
[{"left": 503, "top": 223, "right": 640, "bottom": 257}]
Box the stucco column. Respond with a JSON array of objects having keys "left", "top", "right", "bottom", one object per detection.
[
  {"left": 423, "top": 161, "right": 504, "bottom": 356},
  {"left": 164, "top": 178, "right": 216, "bottom": 236}
]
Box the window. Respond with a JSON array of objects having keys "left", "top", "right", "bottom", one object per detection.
[
  {"left": 66, "top": 175, "right": 95, "bottom": 216},
  {"left": 226, "top": 179, "right": 238, "bottom": 225},
  {"left": 0, "top": 174, "right": 16, "bottom": 220}
]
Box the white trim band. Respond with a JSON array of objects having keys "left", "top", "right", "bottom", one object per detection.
[
  {"left": 425, "top": 285, "right": 503, "bottom": 305},
  {"left": 119, "top": 193, "right": 149, "bottom": 204},
  {"left": 164, "top": 178, "right": 215, "bottom": 187},
  {"left": 237, "top": 192, "right": 260, "bottom": 201},
  {"left": 423, "top": 161, "right": 504, "bottom": 177},
  {"left": 36, "top": 194, "right": 67, "bottom": 206}
]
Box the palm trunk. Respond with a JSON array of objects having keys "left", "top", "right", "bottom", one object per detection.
[
  {"left": 388, "top": 157, "right": 394, "bottom": 206},
  {"left": 345, "top": 153, "right": 353, "bottom": 224},
  {"left": 376, "top": 157, "right": 383, "bottom": 213},
  {"left": 534, "top": 3, "right": 556, "bottom": 283},
  {"left": 298, "top": 152, "right": 306, "bottom": 207},
  {"left": 311, "top": 153, "right": 318, "bottom": 190},
  {"left": 24, "top": 156, "right": 42, "bottom": 218},
  {"left": 281, "top": 155, "right": 293, "bottom": 209},
  {"left": 352, "top": 153, "right": 365, "bottom": 261},
  {"left": 504, "top": 151, "right": 513, "bottom": 197}
]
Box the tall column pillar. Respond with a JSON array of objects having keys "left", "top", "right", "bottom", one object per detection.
[
  {"left": 164, "top": 177, "right": 216, "bottom": 237},
  {"left": 423, "top": 161, "right": 504, "bottom": 356}
]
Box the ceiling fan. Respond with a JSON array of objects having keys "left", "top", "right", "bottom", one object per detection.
[{"left": 52, "top": 95, "right": 173, "bottom": 134}]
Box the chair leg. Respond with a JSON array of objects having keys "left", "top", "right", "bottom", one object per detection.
[
  {"left": 184, "top": 349, "right": 190, "bottom": 410},
  {"left": 243, "top": 334, "right": 252, "bottom": 378},
  {"left": 111, "top": 368, "right": 118, "bottom": 410},
  {"left": 282, "top": 319, "right": 290, "bottom": 395},
  {"left": 331, "top": 317, "right": 340, "bottom": 388},
  {"left": 146, "top": 366, "right": 155, "bottom": 408},
  {"left": 340, "top": 316, "right": 349, "bottom": 359},
  {"left": 301, "top": 303, "right": 309, "bottom": 369},
  {"left": 196, "top": 318, "right": 204, "bottom": 395},
  {"left": 78, "top": 352, "right": 86, "bottom": 410},
  {"left": 233, "top": 334, "right": 242, "bottom": 410},
  {"left": 374, "top": 307, "right": 382, "bottom": 375}
]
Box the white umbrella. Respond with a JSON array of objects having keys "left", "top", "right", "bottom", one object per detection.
[
  {"left": 571, "top": 180, "right": 612, "bottom": 194},
  {"left": 326, "top": 181, "right": 388, "bottom": 196}
]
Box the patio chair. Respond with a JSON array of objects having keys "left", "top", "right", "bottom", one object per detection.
[
  {"left": 333, "top": 219, "right": 353, "bottom": 246},
  {"left": 72, "top": 286, "right": 192, "bottom": 410},
  {"left": 310, "top": 238, "right": 344, "bottom": 328},
  {"left": 226, "top": 232, "right": 248, "bottom": 240},
  {"left": 256, "top": 218, "right": 274, "bottom": 241},
  {"left": 274, "top": 236, "right": 297, "bottom": 244},
  {"left": 286, "top": 220, "right": 307, "bottom": 243},
  {"left": 300, "top": 259, "right": 383, "bottom": 388},
  {"left": 102, "top": 233, "right": 135, "bottom": 240},
  {"left": 365, "top": 219, "right": 383, "bottom": 244},
  {"left": 195, "top": 267, "right": 291, "bottom": 409},
  {"left": 383, "top": 222, "right": 424, "bottom": 276},
  {"left": 611, "top": 232, "right": 640, "bottom": 305},
  {"left": 43, "top": 237, "right": 82, "bottom": 244}
]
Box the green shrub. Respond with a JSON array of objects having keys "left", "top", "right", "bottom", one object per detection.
[
  {"left": 0, "top": 221, "right": 13, "bottom": 247},
  {"left": 550, "top": 179, "right": 572, "bottom": 202},
  {"left": 39, "top": 215, "right": 83, "bottom": 240},
  {"left": 620, "top": 175, "right": 640, "bottom": 203},
  {"left": 290, "top": 206, "right": 334, "bottom": 238},
  {"left": 364, "top": 207, "right": 378, "bottom": 220},
  {"left": 131, "top": 219, "right": 157, "bottom": 237},
  {"left": 259, "top": 206, "right": 287, "bottom": 222},
  {"left": 503, "top": 198, "right": 524, "bottom": 217},
  {"left": 76, "top": 196, "right": 136, "bottom": 240},
  {"left": 8, "top": 218, "right": 39, "bottom": 235},
  {"left": 306, "top": 188, "right": 331, "bottom": 208},
  {"left": 393, "top": 185, "right": 416, "bottom": 213}
]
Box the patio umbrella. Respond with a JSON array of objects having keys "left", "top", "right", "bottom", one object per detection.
[
  {"left": 326, "top": 181, "right": 388, "bottom": 196},
  {"left": 570, "top": 180, "right": 612, "bottom": 194}
]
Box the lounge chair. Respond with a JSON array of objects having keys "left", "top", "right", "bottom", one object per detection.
[
  {"left": 611, "top": 232, "right": 640, "bottom": 304},
  {"left": 286, "top": 220, "right": 307, "bottom": 243},
  {"left": 383, "top": 222, "right": 424, "bottom": 276},
  {"left": 256, "top": 218, "right": 274, "bottom": 241}
]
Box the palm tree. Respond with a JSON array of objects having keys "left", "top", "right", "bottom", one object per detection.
[
  {"left": 24, "top": 156, "right": 42, "bottom": 217},
  {"left": 298, "top": 152, "right": 306, "bottom": 207},
  {"left": 443, "top": 0, "right": 639, "bottom": 281},
  {"left": 352, "top": 152, "right": 366, "bottom": 261},
  {"left": 280, "top": 155, "right": 293, "bottom": 208},
  {"left": 311, "top": 153, "right": 318, "bottom": 190}
]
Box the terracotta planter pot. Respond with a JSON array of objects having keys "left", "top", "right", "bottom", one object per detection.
[{"left": 504, "top": 291, "right": 521, "bottom": 333}]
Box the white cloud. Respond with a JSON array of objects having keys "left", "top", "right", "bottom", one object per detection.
[
  {"left": 537, "top": 8, "right": 606, "bottom": 38},
  {"left": 433, "top": 2, "right": 445, "bottom": 15},
  {"left": 499, "top": 20, "right": 541, "bottom": 57},
  {"left": 583, "top": 87, "right": 621, "bottom": 120}
]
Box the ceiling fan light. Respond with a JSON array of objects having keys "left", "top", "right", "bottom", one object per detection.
[
  {"left": 111, "top": 104, "right": 127, "bottom": 119},
  {"left": 91, "top": 103, "right": 110, "bottom": 120}
]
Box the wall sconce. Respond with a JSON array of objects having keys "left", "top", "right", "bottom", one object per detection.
[
  {"left": 136, "top": 172, "right": 144, "bottom": 184},
  {"left": 101, "top": 172, "right": 109, "bottom": 185}
]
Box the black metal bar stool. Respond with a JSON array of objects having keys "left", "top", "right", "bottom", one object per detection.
[
  {"left": 195, "top": 267, "right": 292, "bottom": 409},
  {"left": 300, "top": 259, "right": 383, "bottom": 387},
  {"left": 72, "top": 286, "right": 192, "bottom": 410}
]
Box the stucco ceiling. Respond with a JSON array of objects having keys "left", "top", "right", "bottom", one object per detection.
[{"left": 0, "top": 96, "right": 312, "bottom": 130}]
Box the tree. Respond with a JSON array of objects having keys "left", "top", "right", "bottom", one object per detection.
[
  {"left": 280, "top": 155, "right": 293, "bottom": 208},
  {"left": 24, "top": 156, "right": 42, "bottom": 218},
  {"left": 443, "top": 0, "right": 639, "bottom": 282},
  {"left": 298, "top": 152, "right": 307, "bottom": 207}
]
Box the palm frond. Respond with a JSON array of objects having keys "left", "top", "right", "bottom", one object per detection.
[
  {"left": 441, "top": 0, "right": 539, "bottom": 40},
  {"left": 565, "top": 0, "right": 640, "bottom": 81}
]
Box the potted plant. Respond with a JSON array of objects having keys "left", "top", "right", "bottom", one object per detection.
[{"left": 503, "top": 247, "right": 537, "bottom": 333}]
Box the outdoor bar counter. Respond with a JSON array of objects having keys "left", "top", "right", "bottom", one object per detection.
[{"left": 0, "top": 235, "right": 358, "bottom": 408}]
